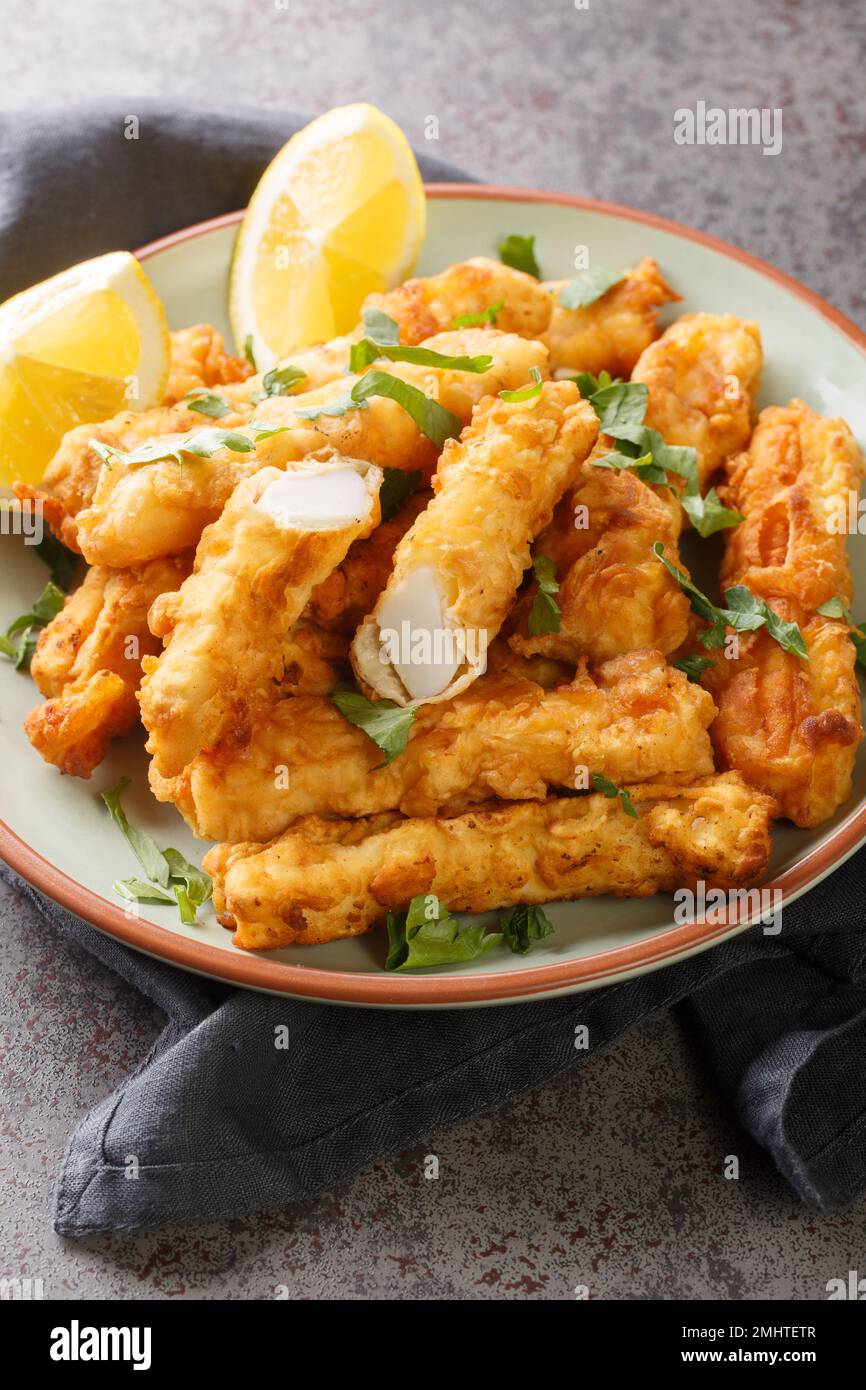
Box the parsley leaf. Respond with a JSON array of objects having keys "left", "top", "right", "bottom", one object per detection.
[
  {"left": 572, "top": 369, "right": 616, "bottom": 399},
  {"left": 0, "top": 580, "right": 65, "bottom": 670},
  {"left": 590, "top": 381, "right": 649, "bottom": 432},
  {"left": 379, "top": 468, "right": 422, "bottom": 523},
  {"left": 816, "top": 598, "right": 866, "bottom": 669},
  {"left": 90, "top": 428, "right": 253, "bottom": 469},
  {"left": 452, "top": 300, "right": 504, "bottom": 328},
  {"left": 385, "top": 894, "right": 503, "bottom": 971},
  {"left": 183, "top": 388, "right": 230, "bottom": 419},
  {"left": 34, "top": 531, "right": 78, "bottom": 590},
  {"left": 558, "top": 267, "right": 625, "bottom": 310},
  {"left": 500, "top": 365, "right": 544, "bottom": 403},
  {"left": 591, "top": 773, "right": 638, "bottom": 818},
  {"left": 351, "top": 369, "right": 462, "bottom": 448},
  {"left": 101, "top": 777, "right": 213, "bottom": 922},
  {"left": 331, "top": 689, "right": 415, "bottom": 764},
  {"left": 527, "top": 554, "right": 561, "bottom": 635},
  {"left": 262, "top": 364, "right": 308, "bottom": 396},
  {"left": 350, "top": 338, "right": 493, "bottom": 375},
  {"left": 681, "top": 486, "right": 744, "bottom": 537},
  {"left": 501, "top": 903, "right": 555, "bottom": 954},
  {"left": 293, "top": 387, "right": 367, "bottom": 421},
  {"left": 653, "top": 544, "right": 808, "bottom": 658},
  {"left": 592, "top": 450, "right": 669, "bottom": 487},
  {"left": 673, "top": 655, "right": 714, "bottom": 683},
  {"left": 243, "top": 335, "right": 257, "bottom": 371},
  {"left": 498, "top": 233, "right": 541, "bottom": 279}
]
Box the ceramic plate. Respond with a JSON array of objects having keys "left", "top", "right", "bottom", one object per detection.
[{"left": 2, "top": 186, "right": 866, "bottom": 1007}]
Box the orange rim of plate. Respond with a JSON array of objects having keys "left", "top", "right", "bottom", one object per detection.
[{"left": 2, "top": 183, "right": 866, "bottom": 1006}]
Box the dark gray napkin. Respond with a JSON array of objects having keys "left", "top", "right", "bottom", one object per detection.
[{"left": 2, "top": 104, "right": 866, "bottom": 1234}]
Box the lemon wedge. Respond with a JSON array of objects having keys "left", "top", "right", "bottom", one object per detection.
[
  {"left": 0, "top": 252, "right": 170, "bottom": 488},
  {"left": 230, "top": 104, "right": 426, "bottom": 369}
]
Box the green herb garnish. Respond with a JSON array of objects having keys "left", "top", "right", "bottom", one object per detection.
[
  {"left": 500, "top": 365, "right": 543, "bottom": 403},
  {"left": 262, "top": 364, "right": 308, "bottom": 396},
  {"left": 90, "top": 427, "right": 254, "bottom": 469},
  {"left": 673, "top": 655, "right": 714, "bottom": 683},
  {"left": 351, "top": 369, "right": 462, "bottom": 448},
  {"left": 34, "top": 531, "right": 78, "bottom": 590},
  {"left": 591, "top": 773, "right": 638, "bottom": 818},
  {"left": 0, "top": 580, "right": 65, "bottom": 670},
  {"left": 385, "top": 894, "right": 503, "bottom": 971},
  {"left": 452, "top": 300, "right": 504, "bottom": 328},
  {"left": 500, "top": 903, "right": 555, "bottom": 954},
  {"left": 331, "top": 689, "right": 416, "bottom": 764},
  {"left": 349, "top": 310, "right": 493, "bottom": 375},
  {"left": 498, "top": 233, "right": 541, "bottom": 279},
  {"left": 243, "top": 335, "right": 257, "bottom": 371},
  {"left": 558, "top": 267, "right": 625, "bottom": 310},
  {"left": 183, "top": 388, "right": 230, "bottom": 419},
  {"left": 379, "top": 467, "right": 422, "bottom": 523},
  {"left": 653, "top": 544, "right": 808, "bottom": 658},
  {"left": 101, "top": 777, "right": 212, "bottom": 924},
  {"left": 527, "top": 553, "right": 561, "bottom": 636}
]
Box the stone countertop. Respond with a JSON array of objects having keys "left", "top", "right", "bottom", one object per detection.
[{"left": 2, "top": 0, "right": 865, "bottom": 1300}]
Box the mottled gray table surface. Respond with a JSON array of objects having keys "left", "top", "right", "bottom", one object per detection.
[{"left": 2, "top": 0, "right": 865, "bottom": 1300}]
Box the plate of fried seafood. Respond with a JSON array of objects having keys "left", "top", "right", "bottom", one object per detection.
[{"left": 2, "top": 112, "right": 865, "bottom": 1005}]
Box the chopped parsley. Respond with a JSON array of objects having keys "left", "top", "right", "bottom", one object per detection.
[
  {"left": 673, "top": 654, "right": 714, "bottom": 683},
  {"left": 591, "top": 773, "right": 638, "bottom": 818},
  {"left": 498, "top": 233, "right": 541, "bottom": 279},
  {"left": 379, "top": 467, "right": 422, "bottom": 523},
  {"left": 385, "top": 894, "right": 555, "bottom": 971},
  {"left": 101, "top": 777, "right": 212, "bottom": 924},
  {"left": 558, "top": 267, "right": 625, "bottom": 310},
  {"left": 243, "top": 335, "right": 257, "bottom": 371},
  {"left": 261, "top": 364, "right": 308, "bottom": 396},
  {"left": 654, "top": 543, "right": 808, "bottom": 658},
  {"left": 0, "top": 580, "right": 65, "bottom": 671},
  {"left": 527, "top": 554, "right": 561, "bottom": 635},
  {"left": 295, "top": 368, "right": 462, "bottom": 449},
  {"left": 500, "top": 365, "right": 544, "bottom": 403},
  {"left": 331, "top": 689, "right": 415, "bottom": 764},
  {"left": 90, "top": 427, "right": 254, "bottom": 469},
  {"left": 183, "top": 388, "right": 231, "bottom": 419},
  {"left": 452, "top": 300, "right": 504, "bottom": 328}
]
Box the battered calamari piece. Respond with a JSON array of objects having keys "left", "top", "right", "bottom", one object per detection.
[
  {"left": 14, "top": 327, "right": 253, "bottom": 552},
  {"left": 139, "top": 457, "right": 382, "bottom": 778},
  {"left": 151, "top": 649, "right": 715, "bottom": 843},
  {"left": 76, "top": 329, "right": 546, "bottom": 569},
  {"left": 703, "top": 399, "right": 865, "bottom": 826},
  {"left": 704, "top": 606, "right": 863, "bottom": 827},
  {"left": 541, "top": 259, "right": 679, "bottom": 378},
  {"left": 204, "top": 772, "right": 775, "bottom": 950},
  {"left": 631, "top": 312, "right": 763, "bottom": 489},
  {"left": 306, "top": 490, "right": 431, "bottom": 634},
  {"left": 485, "top": 637, "right": 574, "bottom": 689},
  {"left": 271, "top": 256, "right": 554, "bottom": 395},
  {"left": 352, "top": 380, "right": 599, "bottom": 705},
  {"left": 25, "top": 555, "right": 191, "bottom": 778},
  {"left": 508, "top": 439, "right": 690, "bottom": 663},
  {"left": 719, "top": 399, "right": 865, "bottom": 610}
]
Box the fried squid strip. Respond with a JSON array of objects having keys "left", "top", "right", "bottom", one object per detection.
[
  {"left": 352, "top": 380, "right": 598, "bottom": 705},
  {"left": 139, "top": 456, "right": 382, "bottom": 778},
  {"left": 705, "top": 399, "right": 865, "bottom": 826},
  {"left": 25, "top": 555, "right": 191, "bottom": 778},
  {"left": 151, "top": 649, "right": 716, "bottom": 842},
  {"left": 204, "top": 773, "right": 776, "bottom": 950}
]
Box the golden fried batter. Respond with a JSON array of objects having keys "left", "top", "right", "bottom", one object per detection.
[
  {"left": 368, "top": 256, "right": 553, "bottom": 344},
  {"left": 139, "top": 457, "right": 382, "bottom": 778},
  {"left": 703, "top": 398, "right": 865, "bottom": 825},
  {"left": 706, "top": 607, "right": 863, "bottom": 827},
  {"left": 75, "top": 329, "right": 545, "bottom": 569},
  {"left": 25, "top": 555, "right": 191, "bottom": 778},
  {"left": 275, "top": 621, "right": 349, "bottom": 696},
  {"left": 204, "top": 772, "right": 775, "bottom": 950},
  {"left": 151, "top": 649, "right": 716, "bottom": 841},
  {"left": 162, "top": 323, "right": 252, "bottom": 404},
  {"left": 720, "top": 399, "right": 864, "bottom": 610},
  {"left": 541, "top": 258, "right": 679, "bottom": 378},
  {"left": 352, "top": 379, "right": 599, "bottom": 704},
  {"left": 508, "top": 437, "right": 690, "bottom": 664},
  {"left": 631, "top": 312, "right": 763, "bottom": 489}
]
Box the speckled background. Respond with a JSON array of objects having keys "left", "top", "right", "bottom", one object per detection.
[{"left": 2, "top": 0, "right": 866, "bottom": 1300}]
